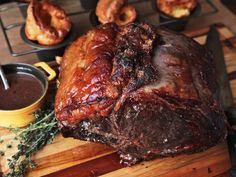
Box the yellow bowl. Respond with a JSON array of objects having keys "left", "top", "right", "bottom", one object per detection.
[{"left": 0, "top": 62, "right": 56, "bottom": 128}]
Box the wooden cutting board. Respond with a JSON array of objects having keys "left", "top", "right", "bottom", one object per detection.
[{"left": 0, "top": 24, "right": 236, "bottom": 177}]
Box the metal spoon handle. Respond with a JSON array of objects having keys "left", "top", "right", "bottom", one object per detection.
[{"left": 0, "top": 65, "right": 10, "bottom": 90}]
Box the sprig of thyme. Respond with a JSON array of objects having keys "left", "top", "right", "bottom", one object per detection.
[{"left": 3, "top": 104, "right": 59, "bottom": 177}]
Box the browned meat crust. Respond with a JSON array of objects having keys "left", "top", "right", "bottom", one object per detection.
[{"left": 55, "top": 23, "right": 227, "bottom": 165}]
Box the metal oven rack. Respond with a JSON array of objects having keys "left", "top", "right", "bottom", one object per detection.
[{"left": 0, "top": 0, "right": 218, "bottom": 58}]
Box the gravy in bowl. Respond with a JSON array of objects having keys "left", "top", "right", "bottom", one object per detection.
[{"left": 0, "top": 73, "right": 44, "bottom": 110}]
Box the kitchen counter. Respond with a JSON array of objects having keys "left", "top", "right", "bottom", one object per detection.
[{"left": 187, "top": 0, "right": 236, "bottom": 33}]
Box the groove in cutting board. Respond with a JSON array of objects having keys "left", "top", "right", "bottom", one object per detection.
[{"left": 43, "top": 153, "right": 123, "bottom": 177}]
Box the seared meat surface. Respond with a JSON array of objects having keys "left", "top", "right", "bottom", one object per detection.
[{"left": 55, "top": 23, "right": 227, "bottom": 165}]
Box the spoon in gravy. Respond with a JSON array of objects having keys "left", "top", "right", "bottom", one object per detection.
[{"left": 0, "top": 64, "right": 10, "bottom": 90}]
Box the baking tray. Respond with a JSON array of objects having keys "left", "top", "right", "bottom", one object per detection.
[{"left": 0, "top": 0, "right": 218, "bottom": 59}]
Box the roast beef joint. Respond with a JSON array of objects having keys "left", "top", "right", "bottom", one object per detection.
[{"left": 55, "top": 23, "right": 227, "bottom": 165}]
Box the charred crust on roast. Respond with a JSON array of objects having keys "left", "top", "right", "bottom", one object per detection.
[{"left": 55, "top": 22, "right": 227, "bottom": 165}]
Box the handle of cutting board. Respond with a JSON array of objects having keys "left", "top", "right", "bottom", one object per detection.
[
  {"left": 230, "top": 168, "right": 236, "bottom": 177},
  {"left": 226, "top": 108, "right": 236, "bottom": 176},
  {"left": 229, "top": 71, "right": 236, "bottom": 81}
]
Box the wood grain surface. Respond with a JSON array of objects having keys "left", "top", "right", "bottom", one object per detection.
[{"left": 0, "top": 24, "right": 236, "bottom": 177}]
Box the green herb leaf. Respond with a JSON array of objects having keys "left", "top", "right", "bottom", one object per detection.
[
  {"left": 3, "top": 103, "right": 59, "bottom": 177},
  {"left": 0, "top": 150, "right": 4, "bottom": 156},
  {"left": 0, "top": 138, "right": 4, "bottom": 143}
]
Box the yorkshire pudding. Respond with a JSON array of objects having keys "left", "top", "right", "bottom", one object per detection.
[
  {"left": 156, "top": 0, "right": 198, "bottom": 18},
  {"left": 25, "top": 0, "right": 71, "bottom": 46},
  {"left": 115, "top": 5, "right": 137, "bottom": 26},
  {"left": 96, "top": 0, "right": 137, "bottom": 26}
]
